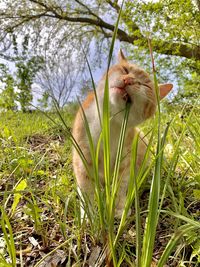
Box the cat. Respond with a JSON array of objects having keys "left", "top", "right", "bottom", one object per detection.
[{"left": 72, "top": 49, "right": 173, "bottom": 217}]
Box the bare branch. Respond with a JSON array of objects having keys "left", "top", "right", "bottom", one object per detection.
[{"left": 106, "top": 0, "right": 120, "bottom": 12}]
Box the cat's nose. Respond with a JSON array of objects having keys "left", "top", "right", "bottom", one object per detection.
[{"left": 123, "top": 77, "right": 134, "bottom": 86}]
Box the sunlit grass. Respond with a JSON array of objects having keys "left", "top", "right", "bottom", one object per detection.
[{"left": 0, "top": 100, "right": 199, "bottom": 266}]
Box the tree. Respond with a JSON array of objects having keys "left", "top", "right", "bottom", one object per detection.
[
  {"left": 0, "top": 35, "right": 44, "bottom": 112},
  {"left": 36, "top": 55, "right": 81, "bottom": 108},
  {"left": 0, "top": 65, "right": 17, "bottom": 111},
  {"left": 0, "top": 0, "right": 199, "bottom": 60},
  {"left": 0, "top": 0, "right": 200, "bottom": 102},
  {"left": 16, "top": 56, "right": 43, "bottom": 112}
]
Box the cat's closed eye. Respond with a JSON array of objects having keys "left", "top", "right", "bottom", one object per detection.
[{"left": 122, "top": 66, "right": 129, "bottom": 74}]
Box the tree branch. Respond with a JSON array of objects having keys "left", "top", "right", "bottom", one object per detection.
[{"left": 2, "top": 0, "right": 200, "bottom": 61}]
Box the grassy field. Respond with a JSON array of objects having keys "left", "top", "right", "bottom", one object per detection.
[{"left": 0, "top": 102, "right": 200, "bottom": 267}]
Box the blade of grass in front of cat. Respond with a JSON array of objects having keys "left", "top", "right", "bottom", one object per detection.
[
  {"left": 128, "top": 132, "right": 142, "bottom": 267},
  {"left": 114, "top": 133, "right": 140, "bottom": 253},
  {"left": 148, "top": 38, "right": 161, "bottom": 114},
  {"left": 102, "top": 0, "right": 125, "bottom": 207},
  {"left": 106, "top": 0, "right": 125, "bottom": 72},
  {"left": 133, "top": 135, "right": 142, "bottom": 267},
  {"left": 82, "top": 48, "right": 102, "bottom": 127},
  {"left": 110, "top": 102, "right": 131, "bottom": 222},
  {"left": 102, "top": 1, "right": 125, "bottom": 265},
  {"left": 102, "top": 74, "right": 111, "bottom": 208},
  {"left": 141, "top": 133, "right": 160, "bottom": 266}
]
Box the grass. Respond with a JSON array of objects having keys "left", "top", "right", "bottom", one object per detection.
[{"left": 0, "top": 100, "right": 199, "bottom": 266}]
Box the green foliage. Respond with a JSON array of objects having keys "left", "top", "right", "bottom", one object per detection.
[
  {"left": 13, "top": 35, "right": 44, "bottom": 112},
  {"left": 0, "top": 65, "right": 17, "bottom": 111},
  {"left": 0, "top": 35, "right": 44, "bottom": 112},
  {"left": 15, "top": 56, "right": 43, "bottom": 112},
  {"left": 123, "top": 0, "right": 200, "bottom": 104}
]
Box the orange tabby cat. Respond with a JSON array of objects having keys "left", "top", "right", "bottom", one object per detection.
[{"left": 72, "top": 50, "right": 173, "bottom": 217}]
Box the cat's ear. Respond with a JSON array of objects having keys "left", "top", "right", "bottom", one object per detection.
[
  {"left": 118, "top": 49, "right": 127, "bottom": 62},
  {"left": 159, "top": 83, "right": 173, "bottom": 100}
]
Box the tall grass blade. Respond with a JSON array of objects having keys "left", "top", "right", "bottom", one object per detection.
[
  {"left": 0, "top": 207, "right": 16, "bottom": 267},
  {"left": 102, "top": 1, "right": 125, "bottom": 265},
  {"left": 110, "top": 102, "right": 131, "bottom": 222},
  {"left": 82, "top": 48, "right": 102, "bottom": 127},
  {"left": 10, "top": 179, "right": 27, "bottom": 217},
  {"left": 141, "top": 39, "right": 167, "bottom": 266},
  {"left": 133, "top": 135, "right": 142, "bottom": 267},
  {"left": 141, "top": 116, "right": 170, "bottom": 266}
]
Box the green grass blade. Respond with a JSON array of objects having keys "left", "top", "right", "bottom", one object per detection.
[
  {"left": 141, "top": 116, "right": 170, "bottom": 266},
  {"left": 110, "top": 102, "right": 131, "bottom": 221},
  {"left": 82, "top": 48, "right": 102, "bottom": 127},
  {"left": 0, "top": 207, "right": 16, "bottom": 267},
  {"left": 102, "top": 74, "right": 111, "bottom": 210},
  {"left": 128, "top": 132, "right": 142, "bottom": 267},
  {"left": 157, "top": 224, "right": 197, "bottom": 267},
  {"left": 102, "top": 0, "right": 125, "bottom": 218},
  {"left": 101, "top": 1, "right": 125, "bottom": 265},
  {"left": 0, "top": 254, "right": 12, "bottom": 267},
  {"left": 161, "top": 210, "right": 200, "bottom": 228},
  {"left": 133, "top": 142, "right": 142, "bottom": 267},
  {"left": 115, "top": 125, "right": 156, "bottom": 246}
]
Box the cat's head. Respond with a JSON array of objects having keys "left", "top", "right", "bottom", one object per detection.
[{"left": 99, "top": 49, "right": 173, "bottom": 125}]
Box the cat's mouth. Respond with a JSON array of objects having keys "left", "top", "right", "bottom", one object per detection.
[{"left": 111, "top": 87, "right": 132, "bottom": 103}]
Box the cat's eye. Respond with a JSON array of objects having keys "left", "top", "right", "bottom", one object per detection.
[{"left": 122, "top": 66, "right": 129, "bottom": 74}]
